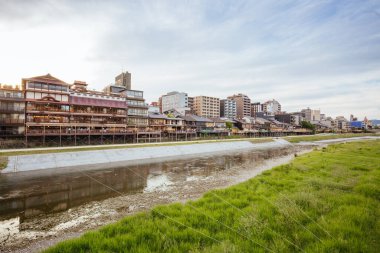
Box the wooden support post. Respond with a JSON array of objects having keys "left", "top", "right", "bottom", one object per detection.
[
  {"left": 74, "top": 125, "right": 77, "bottom": 146},
  {"left": 43, "top": 125, "right": 46, "bottom": 146}
]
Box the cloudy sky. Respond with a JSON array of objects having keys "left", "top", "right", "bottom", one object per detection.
[{"left": 1, "top": 0, "right": 379, "bottom": 119}]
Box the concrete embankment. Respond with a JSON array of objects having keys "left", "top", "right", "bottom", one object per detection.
[{"left": 2, "top": 139, "right": 291, "bottom": 173}]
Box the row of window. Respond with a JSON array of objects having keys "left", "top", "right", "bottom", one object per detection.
[
  {"left": 126, "top": 100, "right": 146, "bottom": 107},
  {"left": 0, "top": 101, "right": 25, "bottom": 111},
  {"left": 0, "top": 90, "right": 23, "bottom": 98},
  {"left": 128, "top": 108, "right": 148, "bottom": 116},
  {"left": 26, "top": 92, "right": 69, "bottom": 102},
  {"left": 27, "top": 82, "right": 68, "bottom": 92},
  {"left": 125, "top": 90, "right": 143, "bottom": 98}
]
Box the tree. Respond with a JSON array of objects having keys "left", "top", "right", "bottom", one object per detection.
[
  {"left": 226, "top": 122, "right": 233, "bottom": 130},
  {"left": 301, "top": 121, "right": 316, "bottom": 134}
]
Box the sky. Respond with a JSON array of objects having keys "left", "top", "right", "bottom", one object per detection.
[{"left": 0, "top": 0, "right": 379, "bottom": 120}]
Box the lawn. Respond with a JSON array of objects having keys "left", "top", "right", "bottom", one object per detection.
[
  {"left": 45, "top": 140, "right": 380, "bottom": 252},
  {"left": 285, "top": 133, "right": 377, "bottom": 143}
]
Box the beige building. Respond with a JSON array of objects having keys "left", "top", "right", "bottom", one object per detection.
[
  {"left": 301, "top": 108, "right": 321, "bottom": 122},
  {"left": 228, "top": 94, "right": 251, "bottom": 119},
  {"left": 193, "top": 96, "right": 220, "bottom": 118}
]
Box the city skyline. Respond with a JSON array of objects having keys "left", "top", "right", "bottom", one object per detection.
[{"left": 1, "top": 0, "right": 379, "bottom": 119}]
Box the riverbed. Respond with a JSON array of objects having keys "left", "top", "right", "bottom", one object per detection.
[{"left": 0, "top": 143, "right": 316, "bottom": 253}]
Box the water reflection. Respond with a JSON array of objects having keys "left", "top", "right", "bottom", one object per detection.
[{"left": 0, "top": 148, "right": 289, "bottom": 221}]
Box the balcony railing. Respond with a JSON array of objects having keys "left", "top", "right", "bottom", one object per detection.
[
  {"left": 0, "top": 108, "right": 25, "bottom": 113},
  {"left": 26, "top": 128, "right": 134, "bottom": 135},
  {"left": 27, "top": 107, "right": 70, "bottom": 113}
]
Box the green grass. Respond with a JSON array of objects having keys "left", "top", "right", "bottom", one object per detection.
[
  {"left": 45, "top": 140, "right": 380, "bottom": 252},
  {"left": 285, "top": 133, "right": 377, "bottom": 143},
  {"left": 249, "top": 138, "right": 273, "bottom": 144}
]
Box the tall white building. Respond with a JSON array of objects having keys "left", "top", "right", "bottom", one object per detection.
[
  {"left": 220, "top": 99, "right": 237, "bottom": 119},
  {"left": 262, "top": 99, "right": 281, "bottom": 116},
  {"left": 160, "top": 91, "right": 189, "bottom": 114}
]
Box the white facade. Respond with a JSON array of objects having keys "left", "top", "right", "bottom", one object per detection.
[
  {"left": 220, "top": 99, "right": 237, "bottom": 119},
  {"left": 262, "top": 99, "right": 281, "bottom": 116},
  {"left": 161, "top": 91, "right": 189, "bottom": 113}
]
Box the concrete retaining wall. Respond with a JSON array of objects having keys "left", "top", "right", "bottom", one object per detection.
[{"left": 2, "top": 139, "right": 291, "bottom": 173}]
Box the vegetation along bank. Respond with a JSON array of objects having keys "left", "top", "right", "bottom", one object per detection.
[{"left": 45, "top": 140, "right": 380, "bottom": 252}]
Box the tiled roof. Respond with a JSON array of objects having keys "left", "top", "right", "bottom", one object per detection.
[
  {"left": 23, "top": 73, "right": 69, "bottom": 86},
  {"left": 181, "top": 114, "right": 213, "bottom": 122}
]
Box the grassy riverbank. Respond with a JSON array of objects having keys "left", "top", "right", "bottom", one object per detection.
[
  {"left": 45, "top": 140, "right": 380, "bottom": 252},
  {"left": 285, "top": 133, "right": 377, "bottom": 143}
]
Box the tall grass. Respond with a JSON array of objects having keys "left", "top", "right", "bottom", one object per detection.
[{"left": 45, "top": 140, "right": 380, "bottom": 252}]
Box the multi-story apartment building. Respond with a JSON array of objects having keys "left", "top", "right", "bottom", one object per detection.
[
  {"left": 262, "top": 99, "right": 281, "bottom": 116},
  {"left": 193, "top": 96, "right": 220, "bottom": 118},
  {"left": 0, "top": 84, "right": 25, "bottom": 137},
  {"left": 251, "top": 102, "right": 262, "bottom": 117},
  {"left": 187, "top": 96, "right": 194, "bottom": 113},
  {"left": 160, "top": 91, "right": 189, "bottom": 114},
  {"left": 220, "top": 99, "right": 236, "bottom": 119},
  {"left": 124, "top": 89, "right": 148, "bottom": 129},
  {"left": 228, "top": 94, "right": 251, "bottom": 119},
  {"left": 301, "top": 108, "right": 321, "bottom": 122}
]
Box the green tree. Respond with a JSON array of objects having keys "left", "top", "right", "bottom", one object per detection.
[
  {"left": 301, "top": 121, "right": 316, "bottom": 134},
  {"left": 225, "top": 122, "right": 233, "bottom": 130}
]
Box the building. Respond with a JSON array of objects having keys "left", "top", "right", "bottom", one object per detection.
[
  {"left": 115, "top": 71, "right": 131, "bottom": 90},
  {"left": 23, "top": 74, "right": 71, "bottom": 140},
  {"left": 335, "top": 116, "right": 349, "bottom": 130},
  {"left": 193, "top": 96, "right": 220, "bottom": 118},
  {"left": 0, "top": 84, "right": 25, "bottom": 137},
  {"left": 227, "top": 94, "right": 251, "bottom": 119},
  {"left": 122, "top": 89, "right": 148, "bottom": 130},
  {"left": 262, "top": 99, "right": 281, "bottom": 116},
  {"left": 251, "top": 102, "right": 262, "bottom": 117},
  {"left": 148, "top": 102, "right": 160, "bottom": 113},
  {"left": 301, "top": 108, "right": 321, "bottom": 122},
  {"left": 160, "top": 91, "right": 189, "bottom": 115},
  {"left": 22, "top": 74, "right": 131, "bottom": 146},
  {"left": 187, "top": 96, "right": 194, "bottom": 113},
  {"left": 104, "top": 72, "right": 149, "bottom": 130},
  {"left": 220, "top": 99, "right": 237, "bottom": 119},
  {"left": 69, "top": 81, "right": 128, "bottom": 133}
]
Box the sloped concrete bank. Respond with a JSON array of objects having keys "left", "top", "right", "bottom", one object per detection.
[{"left": 2, "top": 139, "right": 291, "bottom": 173}]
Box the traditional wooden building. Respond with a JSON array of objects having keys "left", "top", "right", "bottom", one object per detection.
[{"left": 22, "top": 74, "right": 71, "bottom": 146}]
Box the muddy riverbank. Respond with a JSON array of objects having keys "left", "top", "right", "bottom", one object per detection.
[{"left": 0, "top": 144, "right": 314, "bottom": 253}]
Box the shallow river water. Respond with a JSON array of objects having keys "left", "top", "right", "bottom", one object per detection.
[{"left": 0, "top": 145, "right": 311, "bottom": 252}]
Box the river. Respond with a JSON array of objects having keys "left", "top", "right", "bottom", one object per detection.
[{"left": 0, "top": 145, "right": 310, "bottom": 252}]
